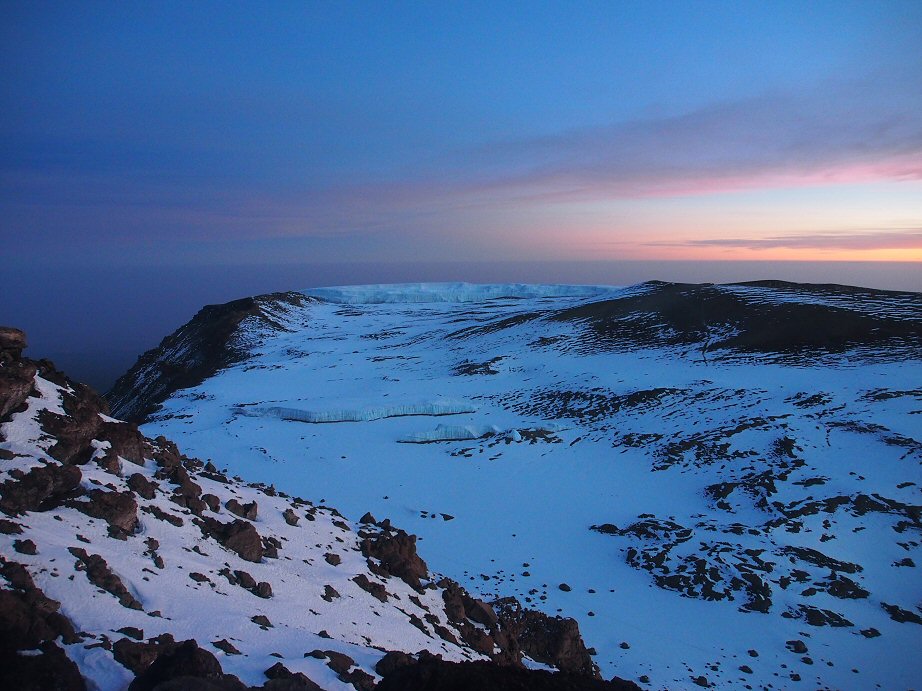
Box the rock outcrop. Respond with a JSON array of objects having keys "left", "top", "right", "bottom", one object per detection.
[
  {"left": 375, "top": 655, "right": 641, "bottom": 691},
  {"left": 492, "top": 597, "right": 599, "bottom": 678},
  {"left": 106, "top": 293, "right": 310, "bottom": 422}
]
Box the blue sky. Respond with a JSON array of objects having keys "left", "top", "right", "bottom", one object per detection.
[{"left": 2, "top": 0, "right": 921, "bottom": 267}]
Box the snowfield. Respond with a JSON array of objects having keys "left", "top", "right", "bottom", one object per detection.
[{"left": 121, "top": 281, "right": 921, "bottom": 689}]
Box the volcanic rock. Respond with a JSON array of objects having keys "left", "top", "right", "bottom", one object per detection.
[
  {"left": 360, "top": 526, "right": 429, "bottom": 590},
  {"left": 0, "top": 463, "right": 83, "bottom": 515},
  {"left": 198, "top": 517, "right": 264, "bottom": 563},
  {"left": 493, "top": 596, "right": 599, "bottom": 678},
  {"left": 375, "top": 657, "right": 641, "bottom": 691},
  {"left": 72, "top": 489, "right": 138, "bottom": 538}
]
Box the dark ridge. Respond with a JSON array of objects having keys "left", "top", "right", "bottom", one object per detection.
[
  {"left": 549, "top": 281, "right": 922, "bottom": 361},
  {"left": 729, "top": 280, "right": 918, "bottom": 297},
  {"left": 106, "top": 292, "right": 309, "bottom": 422}
]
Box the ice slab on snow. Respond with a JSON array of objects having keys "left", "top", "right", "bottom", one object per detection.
[
  {"left": 237, "top": 399, "right": 477, "bottom": 423},
  {"left": 303, "top": 282, "right": 613, "bottom": 304},
  {"left": 399, "top": 424, "right": 502, "bottom": 443}
]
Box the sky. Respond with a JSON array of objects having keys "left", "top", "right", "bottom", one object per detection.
[
  {"left": 3, "top": 0, "right": 922, "bottom": 266},
  {"left": 1, "top": 1, "right": 921, "bottom": 387}
]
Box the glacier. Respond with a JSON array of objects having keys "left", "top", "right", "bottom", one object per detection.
[{"left": 304, "top": 282, "right": 614, "bottom": 304}]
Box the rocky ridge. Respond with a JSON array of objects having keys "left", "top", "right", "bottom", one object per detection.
[{"left": 107, "top": 292, "right": 312, "bottom": 423}]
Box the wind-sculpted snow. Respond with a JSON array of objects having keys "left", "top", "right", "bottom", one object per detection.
[{"left": 137, "top": 281, "right": 922, "bottom": 689}]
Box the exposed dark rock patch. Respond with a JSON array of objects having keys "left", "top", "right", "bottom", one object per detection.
[
  {"left": 0, "top": 555, "right": 85, "bottom": 690},
  {"left": 68, "top": 547, "right": 143, "bottom": 610},
  {"left": 360, "top": 525, "right": 429, "bottom": 590},
  {"left": 493, "top": 597, "right": 599, "bottom": 678},
  {"left": 375, "top": 650, "right": 415, "bottom": 676},
  {"left": 226, "top": 498, "right": 258, "bottom": 520},
  {"left": 352, "top": 574, "right": 388, "bottom": 602},
  {"left": 882, "top": 602, "right": 922, "bottom": 624},
  {"left": 376, "top": 656, "right": 641, "bottom": 691},
  {"left": 263, "top": 661, "right": 323, "bottom": 690},
  {"left": 197, "top": 517, "right": 264, "bottom": 562},
  {"left": 454, "top": 357, "right": 504, "bottom": 375},
  {"left": 12, "top": 538, "right": 36, "bottom": 554},
  {"left": 213, "top": 639, "right": 241, "bottom": 656},
  {"left": 0, "top": 329, "right": 36, "bottom": 419},
  {"left": 438, "top": 579, "right": 521, "bottom": 666},
  {"left": 113, "top": 633, "right": 178, "bottom": 674},
  {"left": 127, "top": 473, "right": 158, "bottom": 500},
  {"left": 0, "top": 518, "right": 22, "bottom": 534},
  {"left": 0, "top": 558, "right": 79, "bottom": 649},
  {"left": 0, "top": 463, "right": 83, "bottom": 515},
  {"left": 71, "top": 489, "right": 139, "bottom": 539},
  {"left": 0, "top": 326, "right": 28, "bottom": 362},
  {"left": 549, "top": 281, "right": 922, "bottom": 362},
  {"left": 127, "top": 639, "right": 246, "bottom": 691},
  {"left": 0, "top": 639, "right": 87, "bottom": 691}
]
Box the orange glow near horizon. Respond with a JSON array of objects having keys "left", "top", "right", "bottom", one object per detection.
[{"left": 493, "top": 178, "right": 922, "bottom": 264}]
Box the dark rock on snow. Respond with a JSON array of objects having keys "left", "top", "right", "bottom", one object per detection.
[{"left": 376, "top": 656, "right": 641, "bottom": 691}]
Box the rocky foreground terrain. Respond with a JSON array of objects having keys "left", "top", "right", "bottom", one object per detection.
[
  {"left": 0, "top": 325, "right": 636, "bottom": 690},
  {"left": 106, "top": 281, "right": 922, "bottom": 689}
]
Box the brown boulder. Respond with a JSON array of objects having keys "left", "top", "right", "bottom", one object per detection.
[
  {"left": 113, "top": 634, "right": 177, "bottom": 674},
  {"left": 199, "top": 517, "right": 264, "bottom": 562},
  {"left": 0, "top": 357, "right": 36, "bottom": 419},
  {"left": 375, "top": 651, "right": 414, "bottom": 676},
  {"left": 352, "top": 574, "right": 388, "bottom": 602},
  {"left": 38, "top": 374, "right": 110, "bottom": 465},
  {"left": 127, "top": 639, "right": 245, "bottom": 691},
  {"left": 0, "top": 559, "right": 79, "bottom": 651},
  {"left": 360, "top": 527, "right": 429, "bottom": 590},
  {"left": 0, "top": 326, "right": 27, "bottom": 361},
  {"left": 97, "top": 420, "right": 148, "bottom": 467},
  {"left": 0, "top": 463, "right": 83, "bottom": 515},
  {"left": 493, "top": 597, "right": 599, "bottom": 678},
  {"left": 127, "top": 473, "right": 158, "bottom": 500},
  {"left": 72, "top": 489, "right": 138, "bottom": 538},
  {"left": 226, "top": 498, "right": 258, "bottom": 520},
  {"left": 68, "top": 547, "right": 143, "bottom": 610},
  {"left": 0, "top": 640, "right": 86, "bottom": 691},
  {"left": 264, "top": 661, "right": 323, "bottom": 690}
]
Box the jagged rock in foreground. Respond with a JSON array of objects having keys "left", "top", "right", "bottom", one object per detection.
[
  {"left": 1, "top": 329, "right": 611, "bottom": 690},
  {"left": 375, "top": 654, "right": 641, "bottom": 691}
]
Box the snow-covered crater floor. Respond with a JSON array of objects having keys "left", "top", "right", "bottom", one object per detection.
[{"left": 145, "top": 285, "right": 922, "bottom": 690}]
